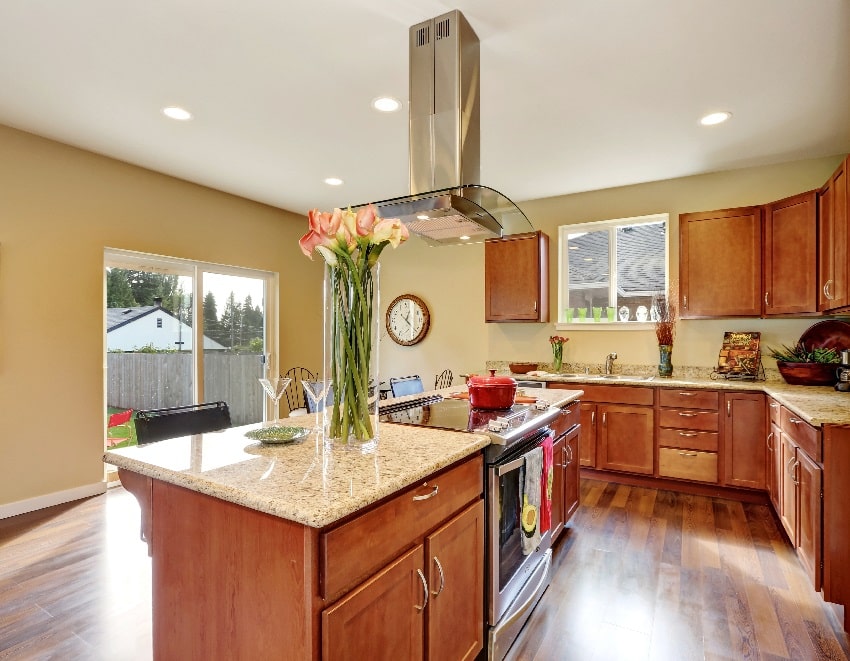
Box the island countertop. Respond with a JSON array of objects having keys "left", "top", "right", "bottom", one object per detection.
[{"left": 103, "top": 386, "right": 582, "bottom": 528}]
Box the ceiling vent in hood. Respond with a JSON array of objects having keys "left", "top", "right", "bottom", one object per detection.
[{"left": 353, "top": 10, "right": 533, "bottom": 247}]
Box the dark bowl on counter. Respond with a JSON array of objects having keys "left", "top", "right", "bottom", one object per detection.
[
  {"left": 777, "top": 361, "right": 838, "bottom": 386},
  {"left": 508, "top": 362, "right": 538, "bottom": 374}
]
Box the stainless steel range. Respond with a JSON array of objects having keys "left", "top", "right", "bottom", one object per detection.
[{"left": 379, "top": 395, "right": 561, "bottom": 659}]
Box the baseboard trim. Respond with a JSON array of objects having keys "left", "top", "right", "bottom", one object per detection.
[{"left": 0, "top": 481, "right": 107, "bottom": 519}]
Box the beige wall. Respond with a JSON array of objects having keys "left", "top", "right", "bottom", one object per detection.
[
  {"left": 0, "top": 124, "right": 322, "bottom": 508},
  {"left": 378, "top": 154, "right": 846, "bottom": 386},
  {"left": 1, "top": 119, "right": 843, "bottom": 510}
]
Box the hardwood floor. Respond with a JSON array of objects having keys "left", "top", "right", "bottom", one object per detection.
[
  {"left": 509, "top": 479, "right": 850, "bottom": 661},
  {"left": 1, "top": 481, "right": 847, "bottom": 660}
]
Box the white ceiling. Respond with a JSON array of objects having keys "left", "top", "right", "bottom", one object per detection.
[{"left": 1, "top": 1, "right": 848, "bottom": 218}]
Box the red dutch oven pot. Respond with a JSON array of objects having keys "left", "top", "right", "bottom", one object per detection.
[{"left": 466, "top": 369, "right": 517, "bottom": 409}]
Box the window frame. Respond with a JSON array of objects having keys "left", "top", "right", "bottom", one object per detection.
[{"left": 556, "top": 213, "right": 670, "bottom": 330}]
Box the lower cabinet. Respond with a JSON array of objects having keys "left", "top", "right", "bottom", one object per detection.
[
  {"left": 550, "top": 403, "right": 580, "bottom": 541},
  {"left": 323, "top": 500, "right": 484, "bottom": 661},
  {"left": 723, "top": 392, "right": 766, "bottom": 489},
  {"left": 657, "top": 388, "right": 720, "bottom": 483},
  {"left": 598, "top": 404, "right": 654, "bottom": 474},
  {"left": 578, "top": 402, "right": 597, "bottom": 467}
]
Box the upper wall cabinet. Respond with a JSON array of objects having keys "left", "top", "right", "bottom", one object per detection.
[
  {"left": 764, "top": 190, "right": 818, "bottom": 315},
  {"left": 818, "top": 156, "right": 849, "bottom": 312},
  {"left": 485, "top": 230, "right": 549, "bottom": 322},
  {"left": 679, "top": 207, "right": 763, "bottom": 318}
]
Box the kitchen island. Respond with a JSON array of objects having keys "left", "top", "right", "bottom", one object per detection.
[{"left": 104, "top": 386, "right": 582, "bottom": 660}]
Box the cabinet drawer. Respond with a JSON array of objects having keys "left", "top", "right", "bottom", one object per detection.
[
  {"left": 658, "top": 389, "right": 719, "bottom": 410},
  {"left": 659, "top": 448, "right": 718, "bottom": 483},
  {"left": 780, "top": 407, "right": 821, "bottom": 461},
  {"left": 658, "top": 408, "right": 719, "bottom": 432},
  {"left": 578, "top": 385, "right": 654, "bottom": 406},
  {"left": 768, "top": 398, "right": 781, "bottom": 425},
  {"left": 321, "top": 454, "right": 483, "bottom": 600},
  {"left": 558, "top": 403, "right": 580, "bottom": 432},
  {"left": 658, "top": 428, "right": 719, "bottom": 452}
]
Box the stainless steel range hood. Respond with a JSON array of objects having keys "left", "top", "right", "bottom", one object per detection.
[{"left": 354, "top": 10, "right": 532, "bottom": 247}]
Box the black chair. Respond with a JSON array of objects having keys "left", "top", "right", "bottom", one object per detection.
[
  {"left": 389, "top": 375, "right": 424, "bottom": 398},
  {"left": 434, "top": 369, "right": 453, "bottom": 389},
  {"left": 135, "top": 401, "right": 231, "bottom": 444},
  {"left": 282, "top": 367, "right": 316, "bottom": 415}
]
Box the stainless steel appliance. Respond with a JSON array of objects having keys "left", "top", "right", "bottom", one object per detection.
[{"left": 379, "top": 395, "right": 561, "bottom": 659}]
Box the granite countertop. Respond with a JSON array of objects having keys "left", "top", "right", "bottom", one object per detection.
[
  {"left": 509, "top": 372, "right": 850, "bottom": 427},
  {"left": 103, "top": 386, "right": 582, "bottom": 529}
]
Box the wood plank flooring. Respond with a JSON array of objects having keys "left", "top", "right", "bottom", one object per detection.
[
  {"left": 1, "top": 480, "right": 847, "bottom": 660},
  {"left": 508, "top": 479, "right": 850, "bottom": 661}
]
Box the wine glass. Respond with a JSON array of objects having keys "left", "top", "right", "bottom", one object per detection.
[
  {"left": 302, "top": 380, "right": 330, "bottom": 432},
  {"left": 259, "top": 376, "right": 291, "bottom": 422}
]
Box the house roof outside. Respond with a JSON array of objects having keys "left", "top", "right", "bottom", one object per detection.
[{"left": 106, "top": 305, "right": 171, "bottom": 333}]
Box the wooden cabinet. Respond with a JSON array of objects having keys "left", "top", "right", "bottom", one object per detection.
[
  {"left": 679, "top": 206, "right": 762, "bottom": 318},
  {"left": 818, "top": 156, "right": 849, "bottom": 311},
  {"left": 549, "top": 403, "right": 580, "bottom": 541},
  {"left": 657, "top": 388, "right": 720, "bottom": 484},
  {"left": 722, "top": 392, "right": 766, "bottom": 489},
  {"left": 764, "top": 191, "right": 818, "bottom": 314},
  {"left": 578, "top": 402, "right": 597, "bottom": 467},
  {"left": 484, "top": 230, "right": 549, "bottom": 322},
  {"left": 767, "top": 419, "right": 782, "bottom": 512}
]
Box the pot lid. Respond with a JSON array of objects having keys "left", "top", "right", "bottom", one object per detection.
[{"left": 468, "top": 369, "right": 517, "bottom": 387}]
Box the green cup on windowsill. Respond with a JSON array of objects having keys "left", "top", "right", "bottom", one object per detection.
[
  {"left": 565, "top": 308, "right": 574, "bottom": 323},
  {"left": 577, "top": 308, "right": 587, "bottom": 321},
  {"left": 606, "top": 307, "right": 616, "bottom": 322},
  {"left": 592, "top": 307, "right": 602, "bottom": 322}
]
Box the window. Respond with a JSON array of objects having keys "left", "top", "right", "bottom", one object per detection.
[{"left": 558, "top": 214, "right": 669, "bottom": 325}]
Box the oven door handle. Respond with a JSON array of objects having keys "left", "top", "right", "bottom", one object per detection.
[{"left": 496, "top": 456, "right": 527, "bottom": 477}]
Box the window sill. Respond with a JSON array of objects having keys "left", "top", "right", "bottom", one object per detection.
[{"left": 555, "top": 322, "right": 656, "bottom": 331}]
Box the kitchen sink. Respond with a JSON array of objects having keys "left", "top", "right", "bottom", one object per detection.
[{"left": 598, "top": 374, "right": 655, "bottom": 381}]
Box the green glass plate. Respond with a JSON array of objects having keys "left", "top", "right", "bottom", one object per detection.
[{"left": 244, "top": 426, "right": 310, "bottom": 444}]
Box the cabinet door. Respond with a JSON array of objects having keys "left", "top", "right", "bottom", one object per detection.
[
  {"left": 550, "top": 435, "right": 565, "bottom": 541},
  {"left": 796, "top": 449, "right": 823, "bottom": 591},
  {"left": 426, "top": 501, "right": 484, "bottom": 661},
  {"left": 679, "top": 207, "right": 762, "bottom": 318},
  {"left": 767, "top": 421, "right": 783, "bottom": 513},
  {"left": 723, "top": 392, "right": 766, "bottom": 489},
  {"left": 485, "top": 231, "right": 549, "bottom": 322},
  {"left": 578, "top": 403, "right": 597, "bottom": 467},
  {"left": 779, "top": 435, "right": 798, "bottom": 544},
  {"left": 564, "top": 429, "right": 580, "bottom": 522},
  {"left": 323, "top": 546, "right": 425, "bottom": 661},
  {"left": 598, "top": 405, "right": 654, "bottom": 475},
  {"left": 818, "top": 158, "right": 848, "bottom": 311},
  {"left": 764, "top": 191, "right": 817, "bottom": 314}
]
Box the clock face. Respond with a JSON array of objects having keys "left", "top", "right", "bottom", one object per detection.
[{"left": 386, "top": 294, "right": 430, "bottom": 346}]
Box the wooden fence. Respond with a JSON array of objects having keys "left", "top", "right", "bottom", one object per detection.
[{"left": 106, "top": 353, "right": 264, "bottom": 426}]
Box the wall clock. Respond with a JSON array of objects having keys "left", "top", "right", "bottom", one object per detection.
[{"left": 386, "top": 294, "right": 430, "bottom": 346}]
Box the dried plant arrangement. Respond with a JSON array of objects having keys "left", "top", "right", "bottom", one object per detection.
[{"left": 653, "top": 284, "right": 678, "bottom": 346}]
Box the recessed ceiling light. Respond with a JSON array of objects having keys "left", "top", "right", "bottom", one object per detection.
[
  {"left": 372, "top": 96, "right": 401, "bottom": 112},
  {"left": 324, "top": 177, "right": 343, "bottom": 186},
  {"left": 459, "top": 235, "right": 470, "bottom": 241},
  {"left": 162, "top": 106, "right": 192, "bottom": 121},
  {"left": 700, "top": 111, "right": 732, "bottom": 126}
]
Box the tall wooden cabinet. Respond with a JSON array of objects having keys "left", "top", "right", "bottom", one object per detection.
[
  {"left": 484, "top": 230, "right": 549, "bottom": 322},
  {"left": 763, "top": 191, "right": 818, "bottom": 315},
  {"left": 818, "top": 156, "right": 849, "bottom": 311},
  {"left": 679, "top": 206, "right": 762, "bottom": 318}
]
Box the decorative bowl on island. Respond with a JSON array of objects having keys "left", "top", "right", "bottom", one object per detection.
[{"left": 508, "top": 362, "right": 538, "bottom": 374}]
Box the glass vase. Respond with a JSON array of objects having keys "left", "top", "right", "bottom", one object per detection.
[
  {"left": 322, "top": 261, "right": 380, "bottom": 451},
  {"left": 552, "top": 347, "right": 563, "bottom": 372},
  {"left": 658, "top": 344, "right": 673, "bottom": 378}
]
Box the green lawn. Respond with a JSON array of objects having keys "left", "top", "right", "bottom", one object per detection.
[{"left": 107, "top": 406, "right": 138, "bottom": 448}]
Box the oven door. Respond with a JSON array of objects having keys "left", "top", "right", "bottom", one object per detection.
[{"left": 487, "top": 430, "right": 553, "bottom": 625}]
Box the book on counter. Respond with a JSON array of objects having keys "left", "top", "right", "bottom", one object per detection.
[{"left": 716, "top": 331, "right": 761, "bottom": 377}]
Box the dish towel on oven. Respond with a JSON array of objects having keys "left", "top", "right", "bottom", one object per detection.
[
  {"left": 540, "top": 433, "right": 554, "bottom": 534},
  {"left": 521, "top": 446, "right": 543, "bottom": 555}
]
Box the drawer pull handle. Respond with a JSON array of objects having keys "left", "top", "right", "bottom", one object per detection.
[
  {"left": 678, "top": 412, "right": 698, "bottom": 417},
  {"left": 788, "top": 417, "right": 802, "bottom": 425},
  {"left": 791, "top": 459, "right": 801, "bottom": 486},
  {"left": 413, "top": 485, "right": 439, "bottom": 501},
  {"left": 727, "top": 400, "right": 731, "bottom": 416},
  {"left": 431, "top": 557, "right": 445, "bottom": 597},
  {"left": 824, "top": 279, "right": 834, "bottom": 300},
  {"left": 677, "top": 392, "right": 695, "bottom": 396},
  {"left": 679, "top": 451, "right": 699, "bottom": 457},
  {"left": 602, "top": 412, "right": 607, "bottom": 427},
  {"left": 565, "top": 443, "right": 574, "bottom": 464},
  {"left": 415, "top": 569, "right": 429, "bottom": 611},
  {"left": 766, "top": 431, "right": 774, "bottom": 451},
  {"left": 770, "top": 402, "right": 779, "bottom": 409},
  {"left": 591, "top": 411, "right": 596, "bottom": 427},
  {"left": 678, "top": 432, "right": 698, "bottom": 437}
]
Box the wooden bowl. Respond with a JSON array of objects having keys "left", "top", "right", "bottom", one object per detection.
[
  {"left": 777, "top": 361, "right": 838, "bottom": 386},
  {"left": 508, "top": 362, "right": 538, "bottom": 374}
]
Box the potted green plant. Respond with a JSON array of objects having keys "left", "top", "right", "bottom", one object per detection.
[{"left": 767, "top": 342, "right": 840, "bottom": 385}]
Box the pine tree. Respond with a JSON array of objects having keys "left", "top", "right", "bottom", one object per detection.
[{"left": 106, "top": 268, "right": 137, "bottom": 307}]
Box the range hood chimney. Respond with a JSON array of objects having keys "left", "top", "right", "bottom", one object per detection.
[{"left": 354, "top": 10, "right": 532, "bottom": 247}]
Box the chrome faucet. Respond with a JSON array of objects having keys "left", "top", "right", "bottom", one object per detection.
[{"left": 605, "top": 352, "right": 618, "bottom": 375}]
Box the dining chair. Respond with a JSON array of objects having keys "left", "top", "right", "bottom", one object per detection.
[
  {"left": 389, "top": 375, "right": 424, "bottom": 398},
  {"left": 282, "top": 367, "right": 316, "bottom": 415},
  {"left": 434, "top": 369, "right": 453, "bottom": 389},
  {"left": 135, "top": 401, "right": 231, "bottom": 444}
]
